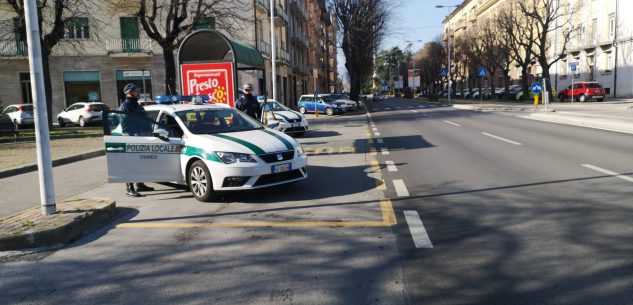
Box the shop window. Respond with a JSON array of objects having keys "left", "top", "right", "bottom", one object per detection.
[{"left": 63, "top": 71, "right": 101, "bottom": 106}]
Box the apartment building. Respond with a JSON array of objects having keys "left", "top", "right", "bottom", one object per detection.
[
  {"left": 0, "top": 0, "right": 337, "bottom": 116},
  {"left": 551, "top": 0, "right": 633, "bottom": 98}
]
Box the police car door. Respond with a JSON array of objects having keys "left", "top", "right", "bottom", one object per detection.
[{"left": 102, "top": 110, "right": 183, "bottom": 183}]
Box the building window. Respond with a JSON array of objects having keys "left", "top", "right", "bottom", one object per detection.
[
  {"left": 194, "top": 17, "right": 215, "bottom": 30},
  {"left": 609, "top": 14, "right": 615, "bottom": 39},
  {"left": 605, "top": 52, "right": 613, "bottom": 72},
  {"left": 63, "top": 71, "right": 100, "bottom": 106},
  {"left": 66, "top": 17, "right": 90, "bottom": 39},
  {"left": 19, "top": 72, "right": 32, "bottom": 104}
]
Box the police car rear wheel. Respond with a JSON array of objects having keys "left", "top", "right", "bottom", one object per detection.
[{"left": 189, "top": 160, "right": 215, "bottom": 202}]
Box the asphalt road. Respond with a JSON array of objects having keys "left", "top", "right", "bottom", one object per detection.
[
  {"left": 2, "top": 99, "right": 632, "bottom": 304},
  {"left": 366, "top": 98, "right": 633, "bottom": 305}
]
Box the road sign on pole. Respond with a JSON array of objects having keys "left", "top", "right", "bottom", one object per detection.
[
  {"left": 478, "top": 67, "right": 487, "bottom": 77},
  {"left": 531, "top": 82, "right": 543, "bottom": 94},
  {"left": 440, "top": 68, "right": 448, "bottom": 77}
]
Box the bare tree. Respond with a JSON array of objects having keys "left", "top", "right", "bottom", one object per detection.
[
  {"left": 472, "top": 18, "right": 508, "bottom": 100},
  {"left": 412, "top": 39, "right": 444, "bottom": 95},
  {"left": 518, "top": 0, "right": 575, "bottom": 99},
  {"left": 498, "top": 2, "right": 537, "bottom": 100},
  {"left": 1, "top": 0, "right": 102, "bottom": 125},
  {"left": 109, "top": 0, "right": 248, "bottom": 95},
  {"left": 329, "top": 0, "right": 393, "bottom": 101}
]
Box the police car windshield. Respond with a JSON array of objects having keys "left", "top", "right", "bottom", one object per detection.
[
  {"left": 261, "top": 101, "right": 289, "bottom": 112},
  {"left": 176, "top": 108, "right": 263, "bottom": 135}
]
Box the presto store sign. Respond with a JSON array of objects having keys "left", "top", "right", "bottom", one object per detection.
[{"left": 180, "top": 62, "right": 236, "bottom": 107}]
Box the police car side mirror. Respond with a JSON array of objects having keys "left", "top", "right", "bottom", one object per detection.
[{"left": 154, "top": 129, "right": 170, "bottom": 141}]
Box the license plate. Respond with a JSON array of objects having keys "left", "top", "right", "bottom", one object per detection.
[
  {"left": 272, "top": 163, "right": 291, "bottom": 173},
  {"left": 594, "top": 95, "right": 603, "bottom": 98},
  {"left": 292, "top": 123, "right": 300, "bottom": 127}
]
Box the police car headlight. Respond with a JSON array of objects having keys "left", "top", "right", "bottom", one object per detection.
[
  {"left": 295, "top": 146, "right": 305, "bottom": 155},
  {"left": 215, "top": 152, "right": 257, "bottom": 164}
]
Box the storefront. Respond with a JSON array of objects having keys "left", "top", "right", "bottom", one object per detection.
[
  {"left": 115, "top": 70, "right": 152, "bottom": 103},
  {"left": 63, "top": 71, "right": 101, "bottom": 106}
]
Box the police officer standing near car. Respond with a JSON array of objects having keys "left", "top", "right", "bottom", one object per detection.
[
  {"left": 235, "top": 84, "right": 261, "bottom": 120},
  {"left": 118, "top": 83, "right": 155, "bottom": 197}
]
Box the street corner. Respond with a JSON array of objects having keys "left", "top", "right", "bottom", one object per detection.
[{"left": 0, "top": 197, "right": 116, "bottom": 251}]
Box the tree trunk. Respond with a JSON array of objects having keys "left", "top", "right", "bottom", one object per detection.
[
  {"left": 162, "top": 46, "right": 177, "bottom": 95},
  {"left": 503, "top": 69, "right": 510, "bottom": 100},
  {"left": 520, "top": 65, "right": 530, "bottom": 101},
  {"left": 489, "top": 69, "right": 496, "bottom": 100},
  {"left": 540, "top": 61, "right": 554, "bottom": 102},
  {"left": 41, "top": 51, "right": 53, "bottom": 128}
]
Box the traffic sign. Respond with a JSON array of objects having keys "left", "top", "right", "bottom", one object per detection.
[
  {"left": 440, "top": 68, "right": 448, "bottom": 77},
  {"left": 478, "top": 67, "right": 487, "bottom": 77},
  {"left": 569, "top": 63, "right": 577, "bottom": 73},
  {"left": 531, "top": 82, "right": 543, "bottom": 94}
]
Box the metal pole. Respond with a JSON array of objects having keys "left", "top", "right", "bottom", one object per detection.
[
  {"left": 447, "top": 7, "right": 452, "bottom": 105},
  {"left": 141, "top": 68, "right": 147, "bottom": 102},
  {"left": 613, "top": 0, "right": 619, "bottom": 98},
  {"left": 270, "top": 0, "right": 277, "bottom": 103},
  {"left": 571, "top": 67, "right": 574, "bottom": 103},
  {"left": 25, "top": 0, "right": 56, "bottom": 215}
]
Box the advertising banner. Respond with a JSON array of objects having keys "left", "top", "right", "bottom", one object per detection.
[{"left": 180, "top": 62, "right": 236, "bottom": 107}]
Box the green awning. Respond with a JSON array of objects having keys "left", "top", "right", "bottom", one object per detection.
[{"left": 178, "top": 30, "right": 264, "bottom": 69}]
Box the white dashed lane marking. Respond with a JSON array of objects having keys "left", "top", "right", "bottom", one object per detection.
[
  {"left": 393, "top": 179, "right": 409, "bottom": 197},
  {"left": 581, "top": 164, "right": 633, "bottom": 183},
  {"left": 385, "top": 161, "right": 398, "bottom": 172},
  {"left": 380, "top": 147, "right": 390, "bottom": 155},
  {"left": 444, "top": 120, "right": 462, "bottom": 127},
  {"left": 481, "top": 132, "right": 522, "bottom": 146},
  {"left": 404, "top": 210, "right": 434, "bottom": 249}
]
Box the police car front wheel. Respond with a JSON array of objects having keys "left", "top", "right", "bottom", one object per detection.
[{"left": 188, "top": 160, "right": 216, "bottom": 202}]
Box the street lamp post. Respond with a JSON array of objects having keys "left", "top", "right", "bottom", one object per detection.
[{"left": 436, "top": 4, "right": 459, "bottom": 105}]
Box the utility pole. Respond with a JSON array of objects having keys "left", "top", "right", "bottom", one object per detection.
[
  {"left": 436, "top": 5, "right": 459, "bottom": 104},
  {"left": 270, "top": 0, "right": 277, "bottom": 102},
  {"left": 25, "top": 0, "right": 56, "bottom": 215}
]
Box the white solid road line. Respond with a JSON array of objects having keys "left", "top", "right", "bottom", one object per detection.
[
  {"left": 374, "top": 132, "right": 381, "bottom": 136},
  {"left": 404, "top": 210, "right": 434, "bottom": 249},
  {"left": 381, "top": 147, "right": 390, "bottom": 155},
  {"left": 481, "top": 132, "right": 522, "bottom": 146},
  {"left": 581, "top": 164, "right": 633, "bottom": 183},
  {"left": 393, "top": 179, "right": 410, "bottom": 197},
  {"left": 385, "top": 160, "right": 398, "bottom": 172},
  {"left": 423, "top": 114, "right": 432, "bottom": 117},
  {"left": 444, "top": 120, "right": 462, "bottom": 127},
  {"left": 376, "top": 138, "right": 384, "bottom": 144},
  {"left": 410, "top": 110, "right": 418, "bottom": 113}
]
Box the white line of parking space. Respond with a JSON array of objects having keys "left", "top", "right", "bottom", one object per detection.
[
  {"left": 381, "top": 147, "right": 390, "bottom": 155},
  {"left": 404, "top": 210, "right": 434, "bottom": 249},
  {"left": 385, "top": 161, "right": 398, "bottom": 172},
  {"left": 443, "top": 120, "right": 462, "bottom": 127},
  {"left": 393, "top": 179, "right": 410, "bottom": 197},
  {"left": 481, "top": 132, "right": 523, "bottom": 146},
  {"left": 410, "top": 110, "right": 418, "bottom": 113},
  {"left": 581, "top": 164, "right": 633, "bottom": 183}
]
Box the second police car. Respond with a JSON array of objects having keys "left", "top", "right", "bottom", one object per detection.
[
  {"left": 103, "top": 101, "right": 308, "bottom": 202},
  {"left": 260, "top": 99, "right": 309, "bottom": 136}
]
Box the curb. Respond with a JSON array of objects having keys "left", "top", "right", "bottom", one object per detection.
[
  {"left": 0, "top": 149, "right": 105, "bottom": 179},
  {"left": 0, "top": 198, "right": 116, "bottom": 251},
  {"left": 452, "top": 104, "right": 555, "bottom": 112},
  {"left": 520, "top": 114, "right": 633, "bottom": 135}
]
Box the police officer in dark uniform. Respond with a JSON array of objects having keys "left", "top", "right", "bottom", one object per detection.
[
  {"left": 118, "top": 83, "right": 155, "bottom": 197},
  {"left": 235, "top": 83, "right": 261, "bottom": 120}
]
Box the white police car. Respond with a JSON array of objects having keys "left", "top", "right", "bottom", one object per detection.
[
  {"left": 103, "top": 102, "right": 308, "bottom": 201},
  {"left": 260, "top": 100, "right": 309, "bottom": 137}
]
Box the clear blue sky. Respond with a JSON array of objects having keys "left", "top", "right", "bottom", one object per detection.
[{"left": 338, "top": 0, "right": 462, "bottom": 85}]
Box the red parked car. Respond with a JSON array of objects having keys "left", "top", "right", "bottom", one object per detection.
[{"left": 558, "top": 82, "right": 605, "bottom": 102}]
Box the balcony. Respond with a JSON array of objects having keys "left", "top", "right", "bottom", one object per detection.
[
  {"left": 276, "top": 48, "right": 290, "bottom": 66},
  {"left": 0, "top": 40, "right": 27, "bottom": 57},
  {"left": 256, "top": 0, "right": 270, "bottom": 13},
  {"left": 258, "top": 40, "right": 271, "bottom": 58},
  {"left": 289, "top": 0, "right": 307, "bottom": 21},
  {"left": 291, "top": 33, "right": 307, "bottom": 49},
  {"left": 106, "top": 39, "right": 153, "bottom": 55},
  {"left": 274, "top": 5, "right": 289, "bottom": 26}
]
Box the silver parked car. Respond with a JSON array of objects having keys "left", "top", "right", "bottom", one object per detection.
[{"left": 2, "top": 104, "right": 34, "bottom": 129}]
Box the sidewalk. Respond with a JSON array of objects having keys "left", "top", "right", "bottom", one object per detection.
[
  {"left": 0, "top": 137, "right": 104, "bottom": 178},
  {"left": 442, "top": 97, "right": 633, "bottom": 134}
]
